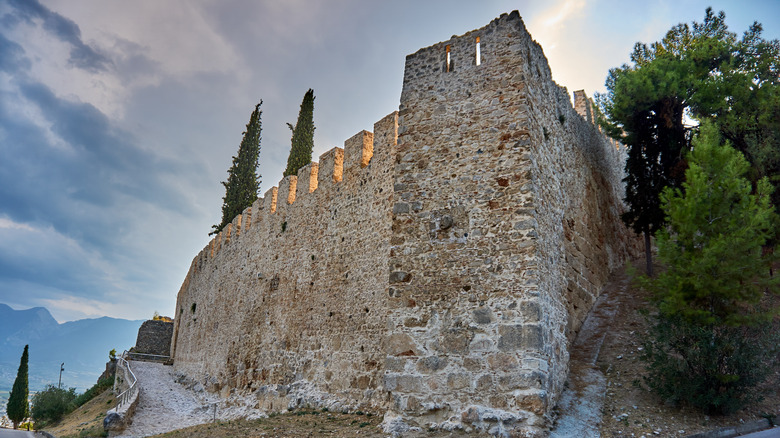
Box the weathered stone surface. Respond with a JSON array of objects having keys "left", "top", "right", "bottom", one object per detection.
[
  {"left": 134, "top": 320, "right": 173, "bottom": 356},
  {"left": 103, "top": 412, "right": 123, "bottom": 431},
  {"left": 170, "top": 10, "right": 641, "bottom": 437},
  {"left": 473, "top": 307, "right": 493, "bottom": 324}
]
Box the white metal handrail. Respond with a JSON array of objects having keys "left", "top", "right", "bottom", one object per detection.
[
  {"left": 115, "top": 350, "right": 138, "bottom": 410},
  {"left": 126, "top": 351, "right": 170, "bottom": 361}
]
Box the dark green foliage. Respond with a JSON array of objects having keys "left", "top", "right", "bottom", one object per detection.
[
  {"left": 7, "top": 345, "right": 29, "bottom": 428},
  {"left": 642, "top": 315, "right": 778, "bottom": 414},
  {"left": 598, "top": 8, "right": 780, "bottom": 273},
  {"left": 639, "top": 127, "right": 779, "bottom": 414},
  {"left": 73, "top": 375, "right": 114, "bottom": 407},
  {"left": 211, "top": 102, "right": 263, "bottom": 235},
  {"left": 31, "top": 385, "right": 76, "bottom": 425},
  {"left": 690, "top": 19, "right": 780, "bottom": 208},
  {"left": 284, "top": 89, "right": 315, "bottom": 177},
  {"left": 646, "top": 126, "right": 778, "bottom": 325}
]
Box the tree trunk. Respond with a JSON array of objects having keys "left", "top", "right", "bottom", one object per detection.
[{"left": 645, "top": 230, "right": 654, "bottom": 276}]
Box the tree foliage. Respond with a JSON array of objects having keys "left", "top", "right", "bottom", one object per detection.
[
  {"left": 639, "top": 126, "right": 779, "bottom": 413},
  {"left": 30, "top": 385, "right": 76, "bottom": 425},
  {"left": 283, "top": 89, "right": 315, "bottom": 177},
  {"left": 598, "top": 8, "right": 780, "bottom": 273},
  {"left": 691, "top": 19, "right": 780, "bottom": 206},
  {"left": 7, "top": 345, "right": 29, "bottom": 429},
  {"left": 211, "top": 101, "right": 263, "bottom": 235}
]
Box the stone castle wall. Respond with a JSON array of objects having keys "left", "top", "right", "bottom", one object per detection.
[
  {"left": 171, "top": 113, "right": 399, "bottom": 412},
  {"left": 170, "top": 11, "right": 639, "bottom": 436}
]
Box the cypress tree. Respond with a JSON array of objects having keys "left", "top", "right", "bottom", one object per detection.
[
  {"left": 211, "top": 101, "right": 263, "bottom": 236},
  {"left": 283, "top": 88, "right": 315, "bottom": 177},
  {"left": 7, "top": 345, "right": 29, "bottom": 429}
]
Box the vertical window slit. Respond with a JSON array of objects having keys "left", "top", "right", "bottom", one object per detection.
[
  {"left": 445, "top": 45, "right": 451, "bottom": 72},
  {"left": 475, "top": 36, "right": 481, "bottom": 66}
]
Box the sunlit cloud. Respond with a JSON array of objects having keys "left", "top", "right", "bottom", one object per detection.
[{"left": 39, "top": 295, "right": 143, "bottom": 322}]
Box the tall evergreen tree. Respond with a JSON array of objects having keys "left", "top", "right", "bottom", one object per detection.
[
  {"left": 211, "top": 101, "right": 263, "bottom": 236},
  {"left": 7, "top": 345, "right": 29, "bottom": 429},
  {"left": 639, "top": 125, "right": 779, "bottom": 413},
  {"left": 598, "top": 8, "right": 780, "bottom": 274},
  {"left": 283, "top": 88, "right": 315, "bottom": 177}
]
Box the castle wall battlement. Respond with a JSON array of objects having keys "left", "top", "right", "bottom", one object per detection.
[
  {"left": 185, "top": 119, "right": 393, "bottom": 272},
  {"left": 170, "top": 11, "right": 640, "bottom": 437}
]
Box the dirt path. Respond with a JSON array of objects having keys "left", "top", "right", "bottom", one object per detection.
[
  {"left": 550, "top": 267, "right": 632, "bottom": 437},
  {"left": 114, "top": 361, "right": 218, "bottom": 438}
]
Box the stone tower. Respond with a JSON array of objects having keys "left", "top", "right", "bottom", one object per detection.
[{"left": 170, "top": 11, "right": 638, "bottom": 437}]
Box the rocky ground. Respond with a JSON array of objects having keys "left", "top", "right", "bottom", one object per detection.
[
  {"left": 113, "top": 361, "right": 220, "bottom": 438},
  {"left": 83, "top": 258, "right": 779, "bottom": 438},
  {"left": 596, "top": 259, "right": 780, "bottom": 438}
]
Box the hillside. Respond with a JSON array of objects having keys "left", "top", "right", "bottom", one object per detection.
[
  {"left": 44, "top": 388, "right": 114, "bottom": 438},
  {"left": 0, "top": 304, "right": 142, "bottom": 393}
]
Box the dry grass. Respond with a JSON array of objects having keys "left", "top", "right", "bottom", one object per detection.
[
  {"left": 150, "top": 409, "right": 386, "bottom": 438},
  {"left": 597, "top": 259, "right": 780, "bottom": 437},
  {"left": 43, "top": 388, "right": 113, "bottom": 438}
]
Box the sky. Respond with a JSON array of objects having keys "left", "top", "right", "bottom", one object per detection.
[{"left": 1, "top": 0, "right": 778, "bottom": 323}]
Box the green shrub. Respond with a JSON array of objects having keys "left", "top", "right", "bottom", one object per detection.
[
  {"left": 62, "top": 425, "right": 108, "bottom": 438},
  {"left": 642, "top": 314, "right": 778, "bottom": 414},
  {"left": 31, "top": 385, "right": 76, "bottom": 425},
  {"left": 74, "top": 375, "right": 114, "bottom": 407},
  {"left": 638, "top": 127, "right": 780, "bottom": 414}
]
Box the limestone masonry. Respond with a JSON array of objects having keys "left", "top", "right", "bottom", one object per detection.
[
  {"left": 134, "top": 320, "right": 174, "bottom": 357},
  {"left": 170, "top": 11, "right": 640, "bottom": 437}
]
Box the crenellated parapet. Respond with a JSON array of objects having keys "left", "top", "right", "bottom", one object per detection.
[{"left": 175, "top": 112, "right": 399, "bottom": 309}]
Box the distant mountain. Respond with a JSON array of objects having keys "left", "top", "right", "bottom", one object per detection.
[{"left": 0, "top": 303, "right": 143, "bottom": 392}]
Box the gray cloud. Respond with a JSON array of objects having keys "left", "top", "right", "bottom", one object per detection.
[
  {"left": 5, "top": 0, "right": 111, "bottom": 72},
  {"left": 0, "top": 32, "right": 29, "bottom": 72},
  {"left": 0, "top": 79, "right": 194, "bottom": 238}
]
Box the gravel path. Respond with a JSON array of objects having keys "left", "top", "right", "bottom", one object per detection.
[
  {"left": 115, "top": 361, "right": 218, "bottom": 438},
  {"left": 550, "top": 270, "right": 630, "bottom": 437}
]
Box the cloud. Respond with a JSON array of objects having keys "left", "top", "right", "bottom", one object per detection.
[
  {"left": 0, "top": 77, "right": 195, "bottom": 228},
  {"left": 0, "top": 32, "right": 29, "bottom": 72},
  {"left": 0, "top": 216, "right": 115, "bottom": 298},
  {"left": 529, "top": 0, "right": 587, "bottom": 51},
  {"left": 39, "top": 296, "right": 140, "bottom": 322},
  {"left": 5, "top": 0, "right": 111, "bottom": 72}
]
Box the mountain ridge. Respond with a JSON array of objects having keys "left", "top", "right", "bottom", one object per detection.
[{"left": 0, "top": 303, "right": 144, "bottom": 392}]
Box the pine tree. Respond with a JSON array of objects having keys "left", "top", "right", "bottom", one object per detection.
[
  {"left": 640, "top": 125, "right": 780, "bottom": 413},
  {"left": 211, "top": 101, "right": 263, "bottom": 236},
  {"left": 283, "top": 89, "right": 315, "bottom": 177},
  {"left": 7, "top": 345, "right": 29, "bottom": 429},
  {"left": 598, "top": 8, "right": 780, "bottom": 273}
]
